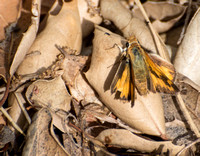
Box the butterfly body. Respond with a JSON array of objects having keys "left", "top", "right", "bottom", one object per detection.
[
  {"left": 129, "top": 46, "right": 149, "bottom": 95},
  {"left": 111, "top": 35, "right": 178, "bottom": 105}
]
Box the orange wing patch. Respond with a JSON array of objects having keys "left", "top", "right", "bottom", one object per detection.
[{"left": 143, "top": 52, "right": 179, "bottom": 94}]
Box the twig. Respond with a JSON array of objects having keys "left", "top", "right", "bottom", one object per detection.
[{"left": 0, "top": 107, "right": 25, "bottom": 136}]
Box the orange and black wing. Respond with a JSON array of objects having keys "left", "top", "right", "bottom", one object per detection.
[
  {"left": 143, "top": 52, "right": 179, "bottom": 94},
  {"left": 111, "top": 58, "right": 135, "bottom": 104}
]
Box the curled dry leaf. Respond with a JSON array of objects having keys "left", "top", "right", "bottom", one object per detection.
[
  {"left": 85, "top": 25, "right": 165, "bottom": 136},
  {"left": 22, "top": 108, "right": 67, "bottom": 156},
  {"left": 100, "top": 0, "right": 156, "bottom": 53},
  {"left": 133, "top": 1, "right": 186, "bottom": 33},
  {"left": 61, "top": 54, "right": 88, "bottom": 86},
  {"left": 61, "top": 53, "right": 102, "bottom": 105},
  {"left": 174, "top": 8, "right": 200, "bottom": 86},
  {"left": 10, "top": 0, "right": 41, "bottom": 77},
  {"left": 26, "top": 76, "right": 71, "bottom": 112},
  {"left": 0, "top": 0, "right": 21, "bottom": 41},
  {"left": 16, "top": 0, "right": 82, "bottom": 81},
  {"left": 96, "top": 129, "right": 185, "bottom": 155},
  {"left": 78, "top": 0, "right": 102, "bottom": 38}
]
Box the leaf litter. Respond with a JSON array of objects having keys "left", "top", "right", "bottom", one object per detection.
[{"left": 0, "top": 0, "right": 200, "bottom": 155}]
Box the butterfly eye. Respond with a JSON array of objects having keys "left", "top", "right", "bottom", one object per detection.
[{"left": 126, "top": 42, "right": 129, "bottom": 47}]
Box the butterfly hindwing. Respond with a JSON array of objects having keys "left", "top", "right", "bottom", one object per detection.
[{"left": 143, "top": 52, "right": 179, "bottom": 94}]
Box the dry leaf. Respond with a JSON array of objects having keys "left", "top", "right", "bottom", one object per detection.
[
  {"left": 60, "top": 52, "right": 102, "bottom": 105},
  {"left": 174, "top": 8, "right": 200, "bottom": 86},
  {"left": 85, "top": 25, "right": 166, "bottom": 136},
  {"left": 16, "top": 0, "right": 82, "bottom": 81},
  {"left": 61, "top": 54, "right": 88, "bottom": 86},
  {"left": 22, "top": 108, "right": 67, "bottom": 156},
  {"left": 100, "top": 0, "right": 156, "bottom": 53},
  {"left": 0, "top": 0, "right": 21, "bottom": 41},
  {"left": 68, "top": 73, "right": 103, "bottom": 105},
  {"left": 10, "top": 0, "right": 41, "bottom": 77},
  {"left": 101, "top": 0, "right": 171, "bottom": 61},
  {"left": 26, "top": 76, "right": 71, "bottom": 112},
  {"left": 96, "top": 129, "right": 185, "bottom": 155},
  {"left": 133, "top": 1, "right": 186, "bottom": 33}
]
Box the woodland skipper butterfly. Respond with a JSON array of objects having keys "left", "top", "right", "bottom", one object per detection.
[{"left": 111, "top": 35, "right": 179, "bottom": 105}]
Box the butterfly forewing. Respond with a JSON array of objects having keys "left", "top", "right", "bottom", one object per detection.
[{"left": 111, "top": 58, "right": 135, "bottom": 102}]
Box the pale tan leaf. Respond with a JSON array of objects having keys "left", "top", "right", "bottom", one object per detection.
[
  {"left": 26, "top": 76, "right": 71, "bottom": 112},
  {"left": 16, "top": 0, "right": 82, "bottom": 81},
  {"left": 174, "top": 8, "right": 200, "bottom": 85},
  {"left": 85, "top": 26, "right": 166, "bottom": 136},
  {"left": 133, "top": 1, "right": 186, "bottom": 33},
  {"left": 96, "top": 129, "right": 185, "bottom": 155}
]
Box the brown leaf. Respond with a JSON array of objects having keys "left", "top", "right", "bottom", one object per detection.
[
  {"left": 61, "top": 54, "right": 88, "bottom": 86},
  {"left": 60, "top": 53, "right": 102, "bottom": 105},
  {"left": 85, "top": 25, "right": 166, "bottom": 136},
  {"left": 0, "top": 0, "right": 21, "bottom": 41},
  {"left": 10, "top": 0, "right": 41, "bottom": 76}
]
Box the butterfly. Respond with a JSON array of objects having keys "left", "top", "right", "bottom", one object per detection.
[{"left": 110, "top": 35, "right": 179, "bottom": 105}]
